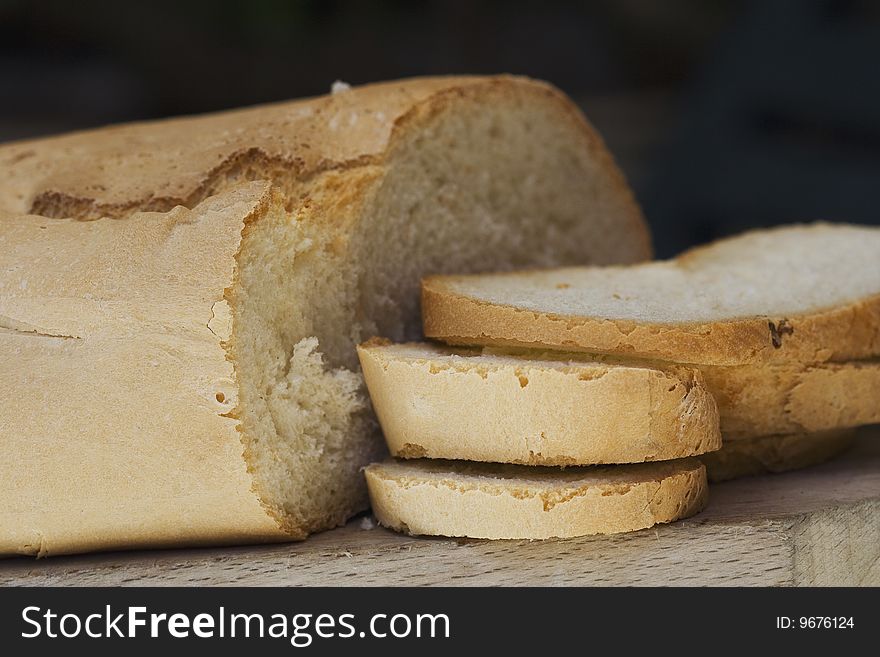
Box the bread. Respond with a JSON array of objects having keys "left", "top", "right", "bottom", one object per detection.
[
  {"left": 701, "top": 430, "right": 856, "bottom": 482},
  {"left": 1, "top": 184, "right": 295, "bottom": 556},
  {"left": 699, "top": 359, "right": 880, "bottom": 439},
  {"left": 423, "top": 223, "right": 880, "bottom": 366},
  {"left": 473, "top": 347, "right": 880, "bottom": 439},
  {"left": 360, "top": 338, "right": 879, "bottom": 443},
  {"left": 357, "top": 339, "right": 720, "bottom": 465},
  {"left": 0, "top": 77, "right": 650, "bottom": 556},
  {"left": 365, "top": 457, "right": 707, "bottom": 539}
]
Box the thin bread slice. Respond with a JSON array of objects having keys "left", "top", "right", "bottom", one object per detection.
[
  {"left": 701, "top": 429, "right": 855, "bottom": 482},
  {"left": 357, "top": 339, "right": 721, "bottom": 465},
  {"left": 365, "top": 457, "right": 707, "bottom": 539},
  {"left": 423, "top": 223, "right": 880, "bottom": 366}
]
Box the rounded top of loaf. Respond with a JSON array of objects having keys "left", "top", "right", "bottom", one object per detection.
[{"left": 0, "top": 75, "right": 645, "bottom": 252}]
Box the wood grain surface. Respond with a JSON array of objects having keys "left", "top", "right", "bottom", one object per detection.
[{"left": 3, "top": 426, "right": 878, "bottom": 587}]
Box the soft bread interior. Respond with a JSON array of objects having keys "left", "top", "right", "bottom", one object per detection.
[
  {"left": 232, "top": 94, "right": 648, "bottom": 534},
  {"left": 428, "top": 223, "right": 880, "bottom": 324}
]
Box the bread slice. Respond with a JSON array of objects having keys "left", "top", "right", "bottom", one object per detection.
[
  {"left": 423, "top": 223, "right": 880, "bottom": 366},
  {"left": 700, "top": 359, "right": 880, "bottom": 439},
  {"left": 357, "top": 340, "right": 720, "bottom": 465},
  {"left": 701, "top": 430, "right": 855, "bottom": 482},
  {"left": 365, "top": 457, "right": 707, "bottom": 539},
  {"left": 0, "top": 77, "right": 650, "bottom": 556}
]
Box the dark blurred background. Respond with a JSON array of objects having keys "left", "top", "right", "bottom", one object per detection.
[{"left": 2, "top": 0, "right": 878, "bottom": 255}]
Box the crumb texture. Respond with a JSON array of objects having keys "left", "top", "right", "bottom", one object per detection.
[{"left": 431, "top": 224, "right": 880, "bottom": 323}]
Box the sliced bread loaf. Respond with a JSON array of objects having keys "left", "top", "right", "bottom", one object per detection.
[
  {"left": 423, "top": 224, "right": 880, "bottom": 366},
  {"left": 357, "top": 340, "right": 720, "bottom": 465},
  {"left": 701, "top": 429, "right": 855, "bottom": 482},
  {"left": 365, "top": 457, "right": 707, "bottom": 539},
  {"left": 0, "top": 77, "right": 650, "bottom": 556}
]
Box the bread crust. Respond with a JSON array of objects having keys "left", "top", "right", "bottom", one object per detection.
[
  {"left": 365, "top": 457, "right": 707, "bottom": 539},
  {"left": 360, "top": 340, "right": 880, "bottom": 445},
  {"left": 422, "top": 225, "right": 880, "bottom": 366},
  {"left": 701, "top": 360, "right": 880, "bottom": 439},
  {"left": 358, "top": 340, "right": 720, "bottom": 464},
  {"left": 0, "top": 75, "right": 650, "bottom": 259},
  {"left": 701, "top": 430, "right": 855, "bottom": 482},
  {"left": 0, "top": 183, "right": 290, "bottom": 556}
]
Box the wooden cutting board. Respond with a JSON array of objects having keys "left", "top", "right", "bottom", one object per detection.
[{"left": 3, "top": 426, "right": 878, "bottom": 586}]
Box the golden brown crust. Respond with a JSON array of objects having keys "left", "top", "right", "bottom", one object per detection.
[
  {"left": 1, "top": 77, "right": 472, "bottom": 216},
  {"left": 365, "top": 457, "right": 707, "bottom": 539},
  {"left": 422, "top": 273, "right": 880, "bottom": 367},
  {"left": 702, "top": 430, "right": 855, "bottom": 482}
]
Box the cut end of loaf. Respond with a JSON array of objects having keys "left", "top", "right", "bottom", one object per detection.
[{"left": 229, "top": 194, "right": 381, "bottom": 536}]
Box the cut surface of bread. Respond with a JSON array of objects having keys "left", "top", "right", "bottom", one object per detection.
[
  {"left": 365, "top": 457, "right": 707, "bottom": 539},
  {"left": 1, "top": 77, "right": 650, "bottom": 555},
  {"left": 358, "top": 340, "right": 720, "bottom": 464},
  {"left": 423, "top": 223, "right": 880, "bottom": 366},
  {"left": 701, "top": 430, "right": 856, "bottom": 482}
]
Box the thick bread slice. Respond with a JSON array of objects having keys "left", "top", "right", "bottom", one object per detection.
[
  {"left": 357, "top": 340, "right": 720, "bottom": 464},
  {"left": 423, "top": 223, "right": 880, "bottom": 366},
  {"left": 0, "top": 77, "right": 650, "bottom": 556},
  {"left": 701, "top": 430, "right": 856, "bottom": 482},
  {"left": 365, "top": 457, "right": 707, "bottom": 539}
]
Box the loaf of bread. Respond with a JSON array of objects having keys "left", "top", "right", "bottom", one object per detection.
[
  {"left": 423, "top": 224, "right": 880, "bottom": 366},
  {"left": 357, "top": 339, "right": 721, "bottom": 464},
  {"left": 701, "top": 430, "right": 855, "bottom": 482},
  {"left": 365, "top": 457, "right": 707, "bottom": 539},
  {"left": 0, "top": 76, "right": 650, "bottom": 556}
]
